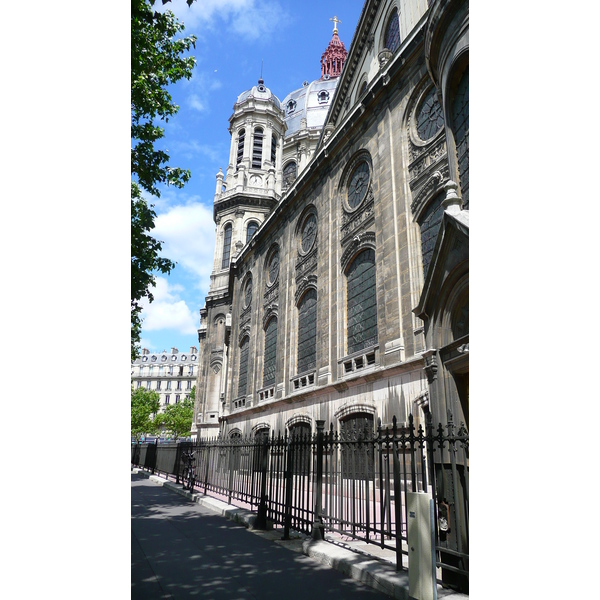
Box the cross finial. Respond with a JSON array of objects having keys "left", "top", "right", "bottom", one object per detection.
[{"left": 330, "top": 15, "right": 341, "bottom": 34}]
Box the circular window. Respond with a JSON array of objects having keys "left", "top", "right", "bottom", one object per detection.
[
  {"left": 244, "top": 279, "right": 253, "bottom": 308},
  {"left": 300, "top": 214, "right": 317, "bottom": 253},
  {"left": 416, "top": 87, "right": 444, "bottom": 141},
  {"left": 347, "top": 161, "right": 370, "bottom": 209},
  {"left": 267, "top": 249, "right": 280, "bottom": 285}
]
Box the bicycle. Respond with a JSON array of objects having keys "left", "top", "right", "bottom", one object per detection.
[{"left": 181, "top": 450, "right": 196, "bottom": 492}]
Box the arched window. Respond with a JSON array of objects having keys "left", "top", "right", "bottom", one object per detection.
[
  {"left": 252, "top": 127, "right": 263, "bottom": 169},
  {"left": 237, "top": 336, "right": 250, "bottom": 397},
  {"left": 283, "top": 161, "right": 297, "bottom": 188},
  {"left": 297, "top": 288, "right": 317, "bottom": 374},
  {"left": 384, "top": 8, "right": 400, "bottom": 52},
  {"left": 451, "top": 69, "right": 469, "bottom": 209},
  {"left": 271, "top": 134, "right": 277, "bottom": 165},
  {"left": 263, "top": 317, "right": 278, "bottom": 387},
  {"left": 340, "top": 413, "right": 374, "bottom": 479},
  {"left": 346, "top": 249, "right": 378, "bottom": 354},
  {"left": 246, "top": 221, "right": 259, "bottom": 243},
  {"left": 221, "top": 223, "right": 232, "bottom": 269},
  {"left": 289, "top": 422, "right": 311, "bottom": 475},
  {"left": 236, "top": 129, "right": 245, "bottom": 167}
]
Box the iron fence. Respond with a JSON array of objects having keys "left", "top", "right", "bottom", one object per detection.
[{"left": 131, "top": 410, "right": 468, "bottom": 593}]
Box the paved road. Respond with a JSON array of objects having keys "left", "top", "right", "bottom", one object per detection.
[{"left": 132, "top": 473, "right": 389, "bottom": 599}]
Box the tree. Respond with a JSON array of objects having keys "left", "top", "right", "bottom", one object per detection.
[
  {"left": 156, "top": 393, "right": 194, "bottom": 440},
  {"left": 131, "top": 0, "right": 197, "bottom": 360},
  {"left": 131, "top": 385, "right": 161, "bottom": 441}
]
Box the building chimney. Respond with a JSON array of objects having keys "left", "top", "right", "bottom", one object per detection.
[
  {"left": 142, "top": 348, "right": 149, "bottom": 355},
  {"left": 190, "top": 346, "right": 198, "bottom": 354},
  {"left": 171, "top": 347, "right": 178, "bottom": 354}
]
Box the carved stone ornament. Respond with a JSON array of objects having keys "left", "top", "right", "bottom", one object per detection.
[
  {"left": 378, "top": 49, "right": 393, "bottom": 69},
  {"left": 422, "top": 349, "right": 438, "bottom": 384},
  {"left": 340, "top": 231, "right": 376, "bottom": 273}
]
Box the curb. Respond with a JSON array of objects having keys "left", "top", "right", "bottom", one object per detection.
[{"left": 132, "top": 468, "right": 468, "bottom": 600}]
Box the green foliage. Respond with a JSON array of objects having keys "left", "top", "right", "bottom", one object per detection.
[
  {"left": 156, "top": 395, "right": 194, "bottom": 440},
  {"left": 131, "top": 385, "right": 161, "bottom": 441},
  {"left": 131, "top": 0, "right": 197, "bottom": 360}
]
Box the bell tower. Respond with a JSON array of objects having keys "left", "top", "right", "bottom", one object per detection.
[{"left": 193, "top": 78, "right": 285, "bottom": 440}]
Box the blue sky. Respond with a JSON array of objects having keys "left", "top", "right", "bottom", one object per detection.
[{"left": 138, "top": 0, "right": 366, "bottom": 355}]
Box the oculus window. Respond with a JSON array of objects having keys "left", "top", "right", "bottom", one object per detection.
[
  {"left": 300, "top": 213, "right": 317, "bottom": 253},
  {"left": 283, "top": 161, "right": 297, "bottom": 188},
  {"left": 347, "top": 161, "right": 370, "bottom": 210},
  {"left": 416, "top": 88, "right": 444, "bottom": 141}
]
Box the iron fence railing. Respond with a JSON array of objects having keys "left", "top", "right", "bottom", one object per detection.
[{"left": 131, "top": 410, "right": 468, "bottom": 593}]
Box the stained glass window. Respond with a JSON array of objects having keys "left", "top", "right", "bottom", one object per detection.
[
  {"left": 263, "top": 317, "right": 278, "bottom": 387},
  {"left": 237, "top": 336, "right": 249, "bottom": 397},
  {"left": 451, "top": 69, "right": 469, "bottom": 209},
  {"left": 347, "top": 249, "right": 377, "bottom": 354},
  {"left": 221, "top": 224, "right": 232, "bottom": 269},
  {"left": 416, "top": 88, "right": 444, "bottom": 141},
  {"left": 283, "top": 161, "right": 297, "bottom": 188},
  {"left": 419, "top": 193, "right": 445, "bottom": 277},
  {"left": 297, "top": 288, "right": 317, "bottom": 374},
  {"left": 301, "top": 213, "right": 317, "bottom": 253},
  {"left": 252, "top": 127, "right": 263, "bottom": 169},
  {"left": 246, "top": 221, "right": 258, "bottom": 243},
  {"left": 348, "top": 162, "right": 370, "bottom": 209},
  {"left": 384, "top": 9, "right": 400, "bottom": 53}
]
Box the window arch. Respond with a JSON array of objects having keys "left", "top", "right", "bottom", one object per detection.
[
  {"left": 346, "top": 249, "right": 378, "bottom": 354},
  {"left": 236, "top": 129, "right": 245, "bottom": 167},
  {"left": 221, "top": 223, "right": 232, "bottom": 269},
  {"left": 297, "top": 288, "right": 317, "bottom": 374},
  {"left": 252, "top": 127, "right": 263, "bottom": 169},
  {"left": 451, "top": 68, "right": 469, "bottom": 208},
  {"left": 237, "top": 335, "right": 250, "bottom": 397},
  {"left": 383, "top": 8, "right": 400, "bottom": 53},
  {"left": 263, "top": 316, "right": 278, "bottom": 387},
  {"left": 246, "top": 220, "right": 259, "bottom": 243}
]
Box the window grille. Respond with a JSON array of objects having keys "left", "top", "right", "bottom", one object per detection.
[
  {"left": 237, "top": 336, "right": 250, "bottom": 397},
  {"left": 246, "top": 221, "right": 258, "bottom": 243},
  {"left": 347, "top": 249, "right": 378, "bottom": 354},
  {"left": 297, "top": 289, "right": 317, "bottom": 374},
  {"left": 452, "top": 70, "right": 469, "bottom": 209},
  {"left": 263, "top": 317, "right": 278, "bottom": 387},
  {"left": 252, "top": 128, "right": 263, "bottom": 169},
  {"left": 221, "top": 224, "right": 232, "bottom": 269},
  {"left": 236, "top": 129, "right": 245, "bottom": 166},
  {"left": 384, "top": 8, "right": 400, "bottom": 52}
]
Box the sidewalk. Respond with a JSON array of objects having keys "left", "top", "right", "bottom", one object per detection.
[{"left": 132, "top": 468, "right": 468, "bottom": 600}]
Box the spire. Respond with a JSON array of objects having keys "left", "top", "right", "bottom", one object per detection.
[{"left": 321, "top": 17, "right": 348, "bottom": 79}]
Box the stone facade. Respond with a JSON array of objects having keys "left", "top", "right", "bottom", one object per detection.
[{"left": 193, "top": 0, "right": 468, "bottom": 452}]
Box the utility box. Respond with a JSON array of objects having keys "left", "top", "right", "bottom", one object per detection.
[{"left": 407, "top": 492, "right": 437, "bottom": 600}]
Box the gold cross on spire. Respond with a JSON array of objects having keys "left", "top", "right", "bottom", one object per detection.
[{"left": 330, "top": 15, "right": 341, "bottom": 34}]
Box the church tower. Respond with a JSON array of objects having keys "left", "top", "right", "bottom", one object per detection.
[{"left": 193, "top": 78, "right": 285, "bottom": 438}]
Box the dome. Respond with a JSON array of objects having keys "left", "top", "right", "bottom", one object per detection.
[
  {"left": 236, "top": 78, "right": 282, "bottom": 110},
  {"left": 281, "top": 77, "right": 339, "bottom": 139}
]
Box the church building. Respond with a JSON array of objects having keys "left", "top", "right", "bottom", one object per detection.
[{"left": 192, "top": 0, "right": 469, "bottom": 454}]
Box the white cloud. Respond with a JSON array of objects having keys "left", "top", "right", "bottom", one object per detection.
[
  {"left": 159, "top": 0, "right": 285, "bottom": 38},
  {"left": 188, "top": 93, "right": 206, "bottom": 113},
  {"left": 153, "top": 201, "right": 216, "bottom": 293},
  {"left": 140, "top": 277, "right": 197, "bottom": 334}
]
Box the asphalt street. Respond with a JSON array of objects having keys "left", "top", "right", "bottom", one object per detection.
[{"left": 131, "top": 473, "right": 390, "bottom": 599}]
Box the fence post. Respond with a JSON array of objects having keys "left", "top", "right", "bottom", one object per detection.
[
  {"left": 254, "top": 435, "right": 269, "bottom": 530},
  {"left": 392, "top": 416, "right": 403, "bottom": 571},
  {"left": 311, "top": 420, "right": 325, "bottom": 541},
  {"left": 282, "top": 432, "right": 293, "bottom": 540}
]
